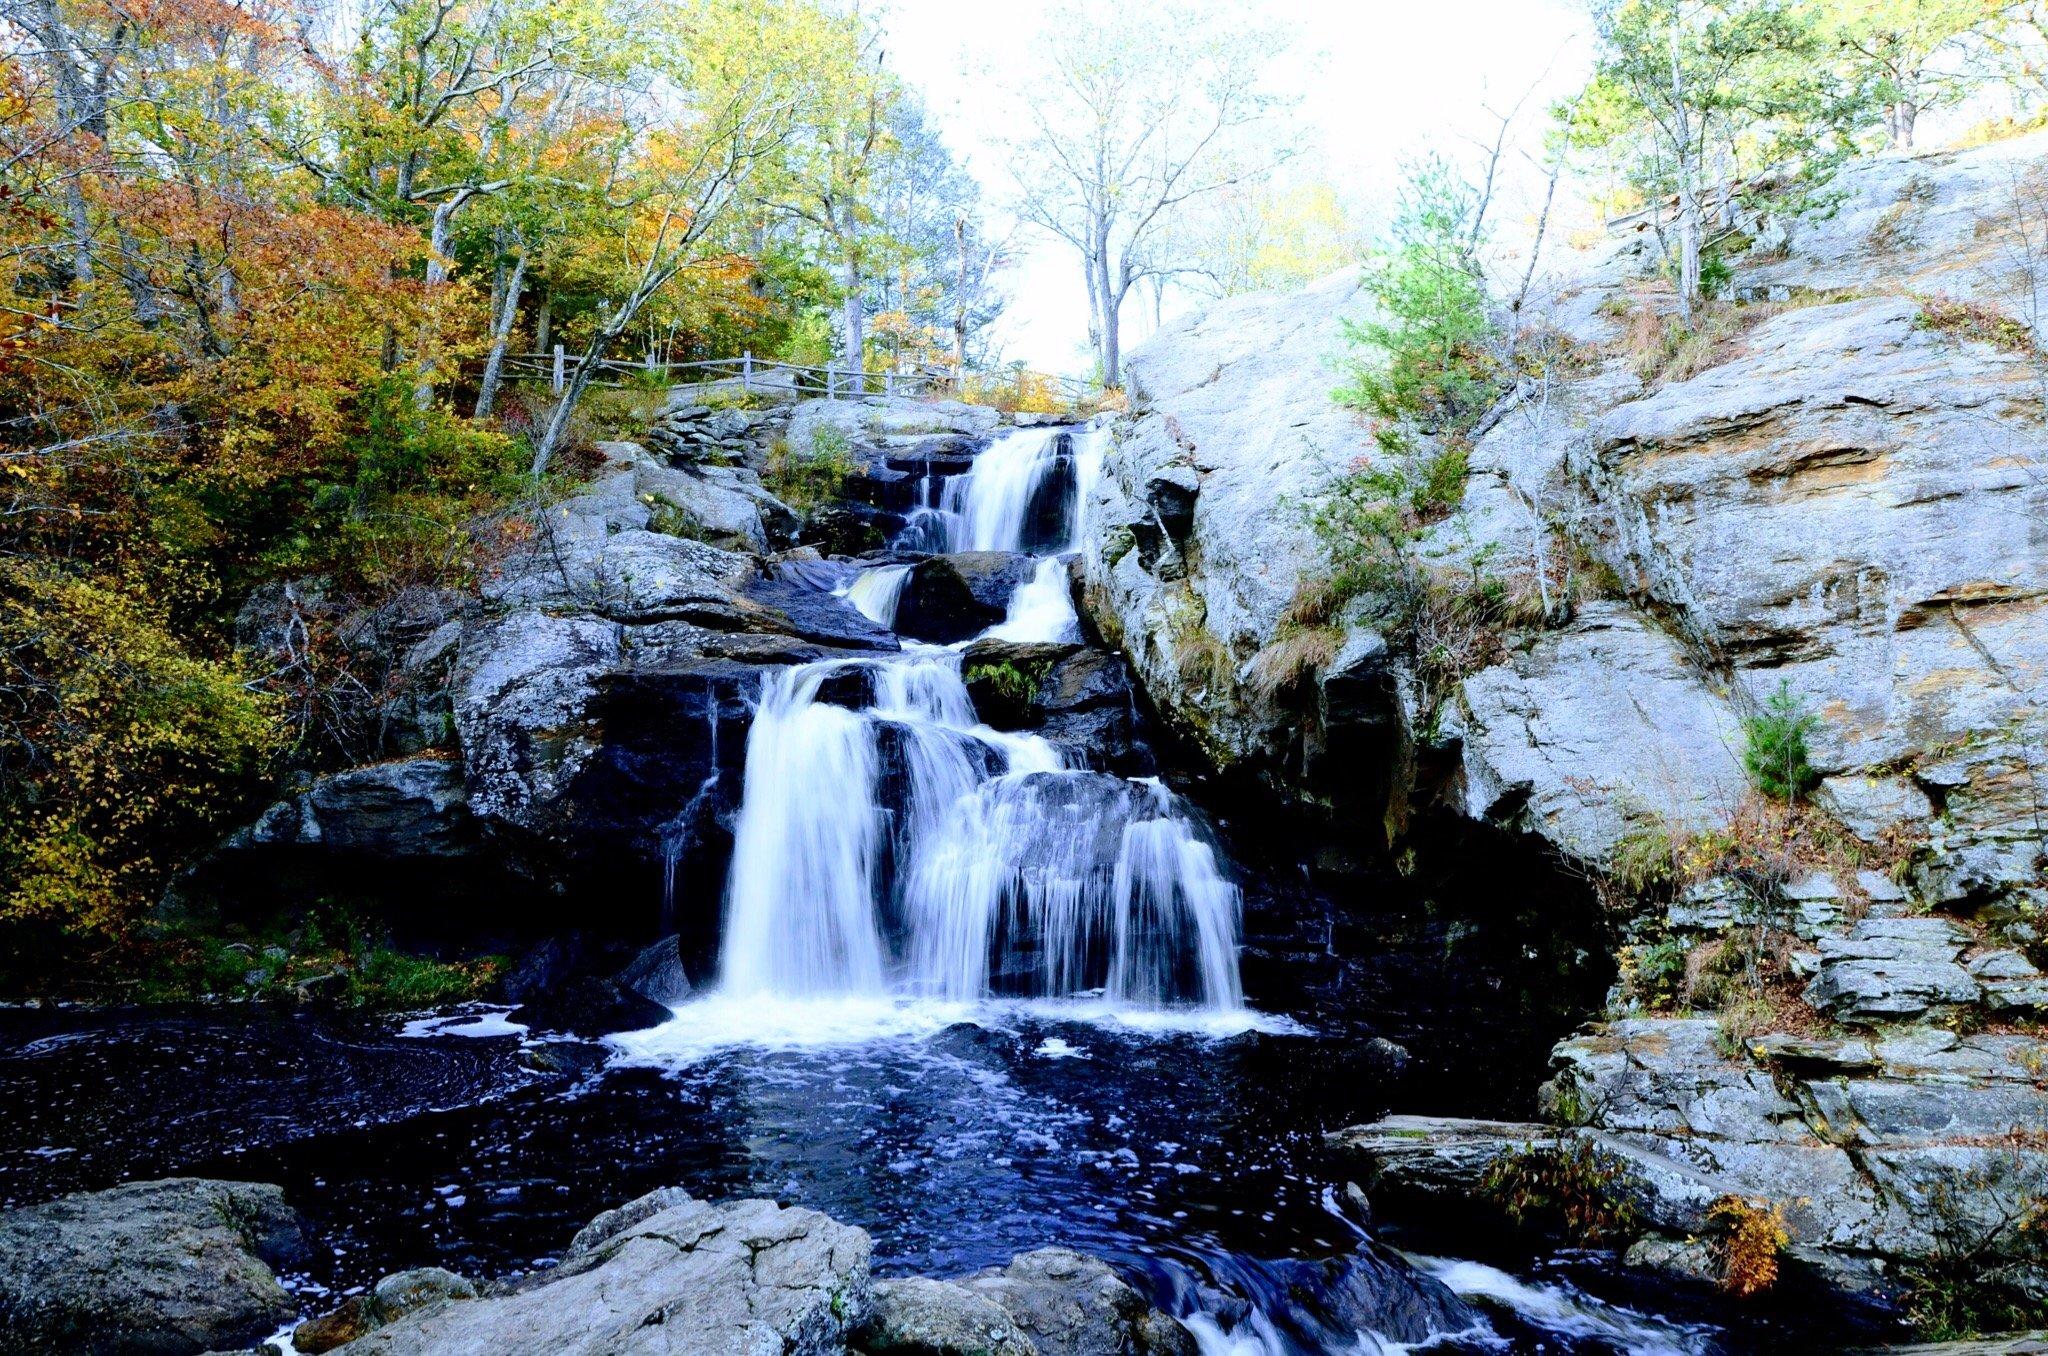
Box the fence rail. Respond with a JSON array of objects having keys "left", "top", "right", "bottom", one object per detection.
[{"left": 494, "top": 348, "right": 1098, "bottom": 405}]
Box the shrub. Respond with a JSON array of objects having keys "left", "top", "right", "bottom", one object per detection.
[
  {"left": 1915, "top": 297, "right": 2038, "bottom": 355},
  {"left": 1335, "top": 155, "right": 1499, "bottom": 431},
  {"left": 1742, "top": 681, "right": 1820, "bottom": 801},
  {"left": 1710, "top": 1195, "right": 1789, "bottom": 1297},
  {"left": 764, "top": 427, "right": 857, "bottom": 511},
  {"left": 962, "top": 659, "right": 1046, "bottom": 707},
  {"left": 1623, "top": 938, "right": 1690, "bottom": 1012},
  {"left": 0, "top": 564, "right": 282, "bottom": 939},
  {"left": 1478, "top": 1137, "right": 1641, "bottom": 1244}
]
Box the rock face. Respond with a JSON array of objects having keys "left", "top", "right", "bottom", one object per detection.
[
  {"left": 1083, "top": 271, "right": 1372, "bottom": 771},
  {"left": 1089, "top": 130, "right": 2048, "bottom": 1308},
  {"left": 0, "top": 1178, "right": 308, "bottom": 1356}
]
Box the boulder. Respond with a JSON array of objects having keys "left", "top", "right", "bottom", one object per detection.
[
  {"left": 295, "top": 1269, "right": 477, "bottom": 1354},
  {"left": 505, "top": 935, "right": 672, "bottom": 1037},
  {"left": 329, "top": 1191, "right": 873, "bottom": 1355},
  {"left": 0, "top": 1178, "right": 307, "bottom": 1356},
  {"left": 855, "top": 1276, "right": 1034, "bottom": 1356},
  {"left": 962, "top": 1249, "right": 1194, "bottom": 1356},
  {"left": 895, "top": 554, "right": 1035, "bottom": 644},
  {"left": 615, "top": 935, "right": 692, "bottom": 1007}
]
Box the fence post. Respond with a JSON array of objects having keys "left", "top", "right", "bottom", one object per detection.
[
  {"left": 884, "top": 369, "right": 895, "bottom": 397},
  {"left": 826, "top": 368, "right": 837, "bottom": 399},
  {"left": 741, "top": 351, "right": 752, "bottom": 393},
  {"left": 551, "top": 344, "right": 565, "bottom": 395}
]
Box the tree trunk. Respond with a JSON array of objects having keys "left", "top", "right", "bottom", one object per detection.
[
  {"left": 840, "top": 254, "right": 864, "bottom": 392},
  {"left": 1095, "top": 248, "right": 1121, "bottom": 389},
  {"left": 534, "top": 293, "right": 551, "bottom": 353},
  {"left": 1676, "top": 189, "right": 1701, "bottom": 324},
  {"left": 474, "top": 247, "right": 527, "bottom": 420},
  {"left": 953, "top": 217, "right": 971, "bottom": 372},
  {"left": 1893, "top": 100, "right": 1918, "bottom": 150},
  {"left": 531, "top": 266, "right": 677, "bottom": 478}
]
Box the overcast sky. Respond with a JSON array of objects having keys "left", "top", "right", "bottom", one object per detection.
[{"left": 876, "top": 0, "right": 1595, "bottom": 374}]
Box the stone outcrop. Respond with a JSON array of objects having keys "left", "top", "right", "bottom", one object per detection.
[
  {"left": 328, "top": 1192, "right": 873, "bottom": 1355},
  {"left": 264, "top": 1188, "right": 1190, "bottom": 1356},
  {"left": 1083, "top": 271, "right": 1371, "bottom": 771},
  {"left": 0, "top": 1178, "right": 308, "bottom": 1356},
  {"left": 1088, "top": 130, "right": 2048, "bottom": 1310},
  {"left": 1334, "top": 1016, "right": 2048, "bottom": 1295}
]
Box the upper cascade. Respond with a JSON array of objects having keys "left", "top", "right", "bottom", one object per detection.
[{"left": 899, "top": 425, "right": 1105, "bottom": 557}]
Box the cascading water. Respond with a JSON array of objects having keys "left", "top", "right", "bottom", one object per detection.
[
  {"left": 898, "top": 425, "right": 1090, "bottom": 555},
  {"left": 840, "top": 562, "right": 912, "bottom": 628},
  {"left": 685, "top": 417, "right": 1242, "bottom": 1022}
]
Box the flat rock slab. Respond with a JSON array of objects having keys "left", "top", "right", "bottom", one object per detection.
[
  {"left": 332, "top": 1192, "right": 871, "bottom": 1355},
  {"left": 0, "top": 1177, "right": 307, "bottom": 1356}
]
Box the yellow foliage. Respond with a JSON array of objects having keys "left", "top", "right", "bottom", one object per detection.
[
  {"left": 1710, "top": 1195, "right": 1790, "bottom": 1297},
  {"left": 0, "top": 563, "right": 282, "bottom": 934}
]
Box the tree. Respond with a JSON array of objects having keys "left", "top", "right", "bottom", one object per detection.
[
  {"left": 1006, "top": 0, "right": 1291, "bottom": 387},
  {"left": 758, "top": 7, "right": 900, "bottom": 376},
  {"left": 528, "top": 0, "right": 824, "bottom": 474},
  {"left": 1336, "top": 156, "right": 1497, "bottom": 430},
  {"left": 1825, "top": 0, "right": 2000, "bottom": 148},
  {"left": 1579, "top": 0, "right": 1856, "bottom": 325}
]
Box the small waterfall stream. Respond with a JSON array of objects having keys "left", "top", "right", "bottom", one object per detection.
[{"left": 667, "top": 420, "right": 1244, "bottom": 1029}]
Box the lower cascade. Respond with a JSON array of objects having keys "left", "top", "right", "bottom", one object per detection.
[{"left": 714, "top": 651, "right": 1243, "bottom": 1013}]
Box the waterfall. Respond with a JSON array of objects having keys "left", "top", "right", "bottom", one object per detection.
[
  {"left": 715, "top": 652, "right": 1238, "bottom": 1011},
  {"left": 841, "top": 563, "right": 912, "bottom": 628},
  {"left": 986, "top": 558, "right": 1080, "bottom": 643},
  {"left": 691, "top": 416, "right": 1244, "bottom": 1026}
]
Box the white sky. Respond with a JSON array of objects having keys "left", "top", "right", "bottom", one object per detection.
[{"left": 878, "top": 0, "right": 1596, "bottom": 374}]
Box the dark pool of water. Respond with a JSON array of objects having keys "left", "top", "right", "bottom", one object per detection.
[{"left": 0, "top": 1002, "right": 1877, "bottom": 1353}]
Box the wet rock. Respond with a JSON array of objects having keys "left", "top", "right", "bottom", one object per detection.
[
  {"left": 503, "top": 935, "right": 672, "bottom": 1037},
  {"left": 615, "top": 935, "right": 692, "bottom": 1007},
  {"left": 962, "top": 1248, "right": 1195, "bottom": 1356},
  {"left": 511, "top": 973, "right": 669, "bottom": 1038},
  {"left": 330, "top": 1191, "right": 872, "bottom": 1355},
  {"left": 0, "top": 1177, "right": 308, "bottom": 1356},
  {"left": 1270, "top": 1247, "right": 1483, "bottom": 1350},
  {"left": 856, "top": 1276, "right": 1034, "bottom": 1355},
  {"left": 960, "top": 640, "right": 1076, "bottom": 727},
  {"left": 743, "top": 575, "right": 901, "bottom": 651},
  {"left": 295, "top": 1268, "right": 478, "bottom": 1353},
  {"left": 895, "top": 553, "right": 1035, "bottom": 643}
]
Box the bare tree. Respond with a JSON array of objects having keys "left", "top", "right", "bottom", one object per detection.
[{"left": 1005, "top": 0, "right": 1292, "bottom": 387}]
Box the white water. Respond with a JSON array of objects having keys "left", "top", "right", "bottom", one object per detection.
[
  {"left": 943, "top": 426, "right": 1063, "bottom": 551},
  {"left": 648, "top": 417, "right": 1244, "bottom": 1041},
  {"left": 841, "top": 563, "right": 912, "bottom": 627},
  {"left": 986, "top": 557, "right": 1080, "bottom": 642},
  {"left": 712, "top": 649, "right": 1239, "bottom": 1015}
]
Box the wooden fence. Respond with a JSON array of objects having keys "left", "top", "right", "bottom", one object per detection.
[{"left": 494, "top": 349, "right": 1098, "bottom": 406}]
